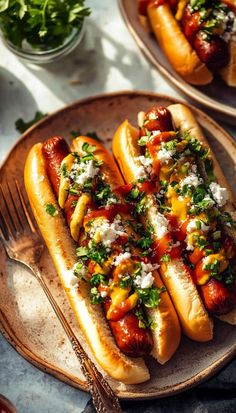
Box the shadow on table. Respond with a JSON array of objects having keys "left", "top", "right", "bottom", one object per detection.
[
  {"left": 83, "top": 357, "right": 236, "bottom": 413},
  {"left": 0, "top": 66, "right": 38, "bottom": 152},
  {"left": 22, "top": 21, "right": 156, "bottom": 104}
]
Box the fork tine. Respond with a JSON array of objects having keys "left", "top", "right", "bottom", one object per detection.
[
  {"left": 15, "top": 180, "right": 36, "bottom": 233},
  {"left": 5, "top": 181, "right": 24, "bottom": 232},
  {"left": 0, "top": 183, "right": 18, "bottom": 235},
  {"left": 0, "top": 208, "right": 12, "bottom": 240}
]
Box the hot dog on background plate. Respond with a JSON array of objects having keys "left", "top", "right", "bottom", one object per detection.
[
  {"left": 138, "top": 0, "right": 236, "bottom": 86},
  {"left": 113, "top": 103, "right": 236, "bottom": 337},
  {"left": 24, "top": 135, "right": 181, "bottom": 384}
]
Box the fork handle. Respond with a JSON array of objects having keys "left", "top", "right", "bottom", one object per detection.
[{"left": 31, "top": 265, "right": 123, "bottom": 413}]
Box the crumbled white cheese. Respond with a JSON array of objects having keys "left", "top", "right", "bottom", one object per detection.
[
  {"left": 138, "top": 155, "right": 152, "bottom": 167},
  {"left": 180, "top": 173, "right": 203, "bottom": 188},
  {"left": 186, "top": 219, "right": 210, "bottom": 233},
  {"left": 64, "top": 264, "right": 87, "bottom": 288},
  {"left": 148, "top": 112, "right": 157, "bottom": 120},
  {"left": 152, "top": 212, "right": 169, "bottom": 238},
  {"left": 151, "top": 130, "right": 161, "bottom": 138},
  {"left": 136, "top": 155, "right": 152, "bottom": 175},
  {"left": 221, "top": 10, "right": 236, "bottom": 42},
  {"left": 90, "top": 217, "right": 126, "bottom": 247},
  {"left": 113, "top": 252, "right": 131, "bottom": 266},
  {"left": 201, "top": 195, "right": 215, "bottom": 209},
  {"left": 140, "top": 273, "right": 154, "bottom": 289},
  {"left": 157, "top": 142, "right": 176, "bottom": 164},
  {"left": 134, "top": 262, "right": 159, "bottom": 289},
  {"left": 100, "top": 291, "right": 107, "bottom": 298},
  {"left": 209, "top": 182, "right": 229, "bottom": 207},
  {"left": 106, "top": 195, "right": 118, "bottom": 205},
  {"left": 72, "top": 160, "right": 99, "bottom": 186},
  {"left": 135, "top": 164, "right": 147, "bottom": 180},
  {"left": 202, "top": 256, "right": 211, "bottom": 268}
]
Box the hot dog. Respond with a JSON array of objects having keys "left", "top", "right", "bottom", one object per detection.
[
  {"left": 24, "top": 135, "right": 181, "bottom": 384},
  {"left": 112, "top": 103, "right": 236, "bottom": 340},
  {"left": 43, "top": 137, "right": 155, "bottom": 358},
  {"left": 138, "top": 0, "right": 236, "bottom": 86}
]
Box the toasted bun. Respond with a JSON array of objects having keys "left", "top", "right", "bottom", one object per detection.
[
  {"left": 146, "top": 270, "right": 181, "bottom": 363},
  {"left": 147, "top": 3, "right": 213, "bottom": 85},
  {"left": 112, "top": 120, "right": 141, "bottom": 184},
  {"left": 24, "top": 143, "right": 150, "bottom": 384},
  {"left": 219, "top": 40, "right": 236, "bottom": 87},
  {"left": 73, "top": 135, "right": 181, "bottom": 364},
  {"left": 113, "top": 120, "right": 213, "bottom": 342},
  {"left": 168, "top": 103, "right": 236, "bottom": 325}
]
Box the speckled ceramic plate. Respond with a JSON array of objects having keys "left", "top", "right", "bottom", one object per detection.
[
  {"left": 1, "top": 91, "right": 236, "bottom": 400},
  {"left": 119, "top": 0, "right": 236, "bottom": 119}
]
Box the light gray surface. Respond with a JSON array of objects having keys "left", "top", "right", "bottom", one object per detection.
[{"left": 0, "top": 1, "right": 235, "bottom": 412}]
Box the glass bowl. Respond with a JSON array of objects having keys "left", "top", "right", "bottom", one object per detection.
[{"left": 1, "top": 23, "right": 85, "bottom": 64}]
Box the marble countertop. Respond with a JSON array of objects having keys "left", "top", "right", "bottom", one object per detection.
[{"left": 0, "top": 1, "right": 235, "bottom": 412}]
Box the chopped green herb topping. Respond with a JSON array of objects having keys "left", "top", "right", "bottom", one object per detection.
[
  {"left": 136, "top": 235, "right": 153, "bottom": 250},
  {"left": 204, "top": 259, "right": 220, "bottom": 278},
  {"left": 76, "top": 241, "right": 108, "bottom": 265},
  {"left": 135, "top": 194, "right": 147, "bottom": 215},
  {"left": 94, "top": 179, "right": 116, "bottom": 206},
  {"left": 119, "top": 274, "right": 133, "bottom": 288},
  {"left": 161, "top": 254, "right": 170, "bottom": 262},
  {"left": 71, "top": 200, "right": 78, "bottom": 208},
  {"left": 69, "top": 188, "right": 79, "bottom": 196},
  {"left": 138, "top": 135, "right": 149, "bottom": 146},
  {"left": 90, "top": 287, "right": 103, "bottom": 304},
  {"left": 73, "top": 262, "right": 87, "bottom": 280},
  {"left": 82, "top": 142, "right": 96, "bottom": 153},
  {"left": 45, "top": 203, "right": 58, "bottom": 217},
  {"left": 164, "top": 139, "right": 177, "bottom": 151},
  {"left": 184, "top": 131, "right": 209, "bottom": 160},
  {"left": 135, "top": 307, "right": 157, "bottom": 330},
  {"left": 61, "top": 163, "right": 68, "bottom": 178},
  {"left": 135, "top": 285, "right": 166, "bottom": 309},
  {"left": 90, "top": 273, "right": 107, "bottom": 286}
]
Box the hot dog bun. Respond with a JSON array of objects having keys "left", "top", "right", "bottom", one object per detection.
[
  {"left": 72, "top": 136, "right": 181, "bottom": 365},
  {"left": 24, "top": 133, "right": 183, "bottom": 383},
  {"left": 24, "top": 142, "right": 150, "bottom": 384},
  {"left": 167, "top": 103, "right": 236, "bottom": 325},
  {"left": 220, "top": 40, "right": 236, "bottom": 87},
  {"left": 113, "top": 103, "right": 236, "bottom": 334},
  {"left": 113, "top": 120, "right": 213, "bottom": 342},
  {"left": 147, "top": 3, "right": 213, "bottom": 85}
]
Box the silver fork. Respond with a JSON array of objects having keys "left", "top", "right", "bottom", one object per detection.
[{"left": 0, "top": 180, "right": 123, "bottom": 413}]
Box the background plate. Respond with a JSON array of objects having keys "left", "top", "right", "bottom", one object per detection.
[
  {"left": 1, "top": 91, "right": 236, "bottom": 400},
  {"left": 119, "top": 0, "right": 236, "bottom": 119}
]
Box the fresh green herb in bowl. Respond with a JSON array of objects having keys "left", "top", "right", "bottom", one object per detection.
[{"left": 0, "top": 0, "right": 91, "bottom": 62}]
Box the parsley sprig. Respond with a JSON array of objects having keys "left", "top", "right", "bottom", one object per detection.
[{"left": 0, "top": 0, "right": 90, "bottom": 49}]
